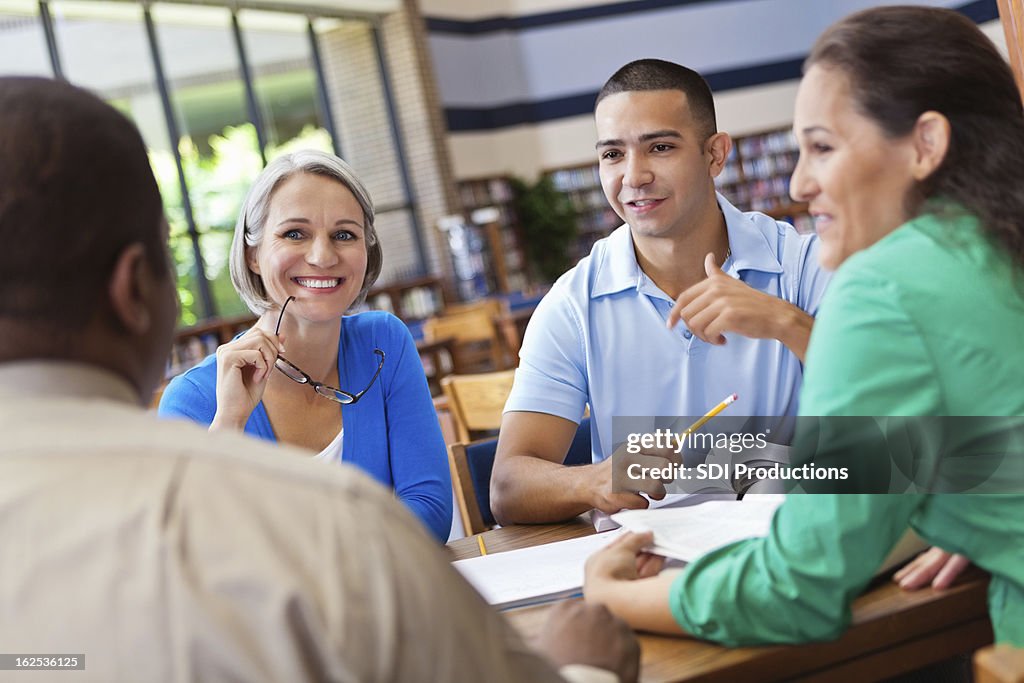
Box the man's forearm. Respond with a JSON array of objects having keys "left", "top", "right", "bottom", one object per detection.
[{"left": 491, "top": 455, "right": 598, "bottom": 524}]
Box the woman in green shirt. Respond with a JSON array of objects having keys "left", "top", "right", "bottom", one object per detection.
[{"left": 583, "top": 5, "right": 1024, "bottom": 646}]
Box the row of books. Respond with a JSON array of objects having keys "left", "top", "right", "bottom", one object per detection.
[
  {"left": 724, "top": 176, "right": 792, "bottom": 207},
  {"left": 459, "top": 178, "right": 514, "bottom": 208},
  {"left": 740, "top": 151, "right": 799, "bottom": 180},
  {"left": 364, "top": 286, "right": 443, "bottom": 322},
  {"left": 737, "top": 130, "right": 797, "bottom": 157},
  {"left": 549, "top": 165, "right": 601, "bottom": 192}
]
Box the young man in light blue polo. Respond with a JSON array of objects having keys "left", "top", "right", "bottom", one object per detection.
[{"left": 491, "top": 59, "right": 829, "bottom": 524}]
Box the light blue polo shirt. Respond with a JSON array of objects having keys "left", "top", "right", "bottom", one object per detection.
[{"left": 505, "top": 194, "right": 830, "bottom": 462}]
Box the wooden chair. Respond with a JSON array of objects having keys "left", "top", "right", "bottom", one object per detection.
[
  {"left": 448, "top": 418, "right": 593, "bottom": 535},
  {"left": 424, "top": 302, "right": 509, "bottom": 373},
  {"left": 493, "top": 306, "right": 538, "bottom": 362},
  {"left": 433, "top": 395, "right": 459, "bottom": 448},
  {"left": 442, "top": 298, "right": 504, "bottom": 318},
  {"left": 441, "top": 369, "right": 517, "bottom": 443},
  {"left": 977, "top": 646, "right": 1024, "bottom": 683},
  {"left": 416, "top": 336, "right": 457, "bottom": 397},
  {"left": 448, "top": 438, "right": 500, "bottom": 535}
]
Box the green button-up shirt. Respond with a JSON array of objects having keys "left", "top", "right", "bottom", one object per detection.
[{"left": 669, "top": 210, "right": 1024, "bottom": 646}]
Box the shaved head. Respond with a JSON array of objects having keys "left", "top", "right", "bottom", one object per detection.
[{"left": 596, "top": 59, "right": 718, "bottom": 140}]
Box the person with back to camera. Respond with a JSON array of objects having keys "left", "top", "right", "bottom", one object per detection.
[
  {"left": 0, "top": 75, "right": 641, "bottom": 683},
  {"left": 583, "top": 5, "right": 1024, "bottom": 656},
  {"left": 159, "top": 150, "right": 452, "bottom": 541}
]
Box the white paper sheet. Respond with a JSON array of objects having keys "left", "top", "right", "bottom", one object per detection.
[
  {"left": 612, "top": 496, "right": 928, "bottom": 573},
  {"left": 452, "top": 531, "right": 620, "bottom": 609},
  {"left": 611, "top": 496, "right": 786, "bottom": 561}
]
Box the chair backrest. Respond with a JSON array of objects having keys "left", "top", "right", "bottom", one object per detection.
[
  {"left": 424, "top": 305, "right": 507, "bottom": 372},
  {"left": 441, "top": 369, "right": 517, "bottom": 443},
  {"left": 433, "top": 395, "right": 458, "bottom": 447},
  {"left": 448, "top": 418, "right": 593, "bottom": 535},
  {"left": 976, "top": 646, "right": 1024, "bottom": 683},
  {"left": 448, "top": 438, "right": 499, "bottom": 535},
  {"left": 425, "top": 309, "right": 497, "bottom": 345},
  {"left": 565, "top": 417, "right": 593, "bottom": 466},
  {"left": 442, "top": 298, "right": 505, "bottom": 318}
]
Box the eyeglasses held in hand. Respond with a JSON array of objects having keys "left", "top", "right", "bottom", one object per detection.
[{"left": 273, "top": 296, "right": 385, "bottom": 405}]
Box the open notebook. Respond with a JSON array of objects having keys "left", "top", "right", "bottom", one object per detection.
[
  {"left": 452, "top": 531, "right": 621, "bottom": 610},
  {"left": 455, "top": 496, "right": 927, "bottom": 611}
]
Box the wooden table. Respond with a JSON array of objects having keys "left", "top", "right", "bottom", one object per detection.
[{"left": 448, "top": 522, "right": 993, "bottom": 683}]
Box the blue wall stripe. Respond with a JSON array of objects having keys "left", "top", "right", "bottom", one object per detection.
[
  {"left": 446, "top": 92, "right": 597, "bottom": 132},
  {"left": 446, "top": 56, "right": 799, "bottom": 132},
  {"left": 703, "top": 56, "right": 804, "bottom": 92},
  {"left": 956, "top": 0, "right": 1000, "bottom": 22},
  {"left": 441, "top": 0, "right": 999, "bottom": 132},
  {"left": 428, "top": 0, "right": 996, "bottom": 36}
]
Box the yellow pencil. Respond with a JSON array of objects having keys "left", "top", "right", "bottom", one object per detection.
[
  {"left": 477, "top": 535, "right": 488, "bottom": 556},
  {"left": 682, "top": 393, "right": 738, "bottom": 436}
]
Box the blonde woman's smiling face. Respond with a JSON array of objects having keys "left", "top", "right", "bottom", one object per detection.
[{"left": 248, "top": 172, "right": 368, "bottom": 322}]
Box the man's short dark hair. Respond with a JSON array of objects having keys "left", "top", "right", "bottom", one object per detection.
[
  {"left": 596, "top": 59, "right": 718, "bottom": 139},
  {"left": 0, "top": 77, "right": 167, "bottom": 329}
]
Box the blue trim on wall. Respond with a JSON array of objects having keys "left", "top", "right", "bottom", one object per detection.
[
  {"left": 445, "top": 57, "right": 804, "bottom": 132},
  {"left": 428, "top": 0, "right": 996, "bottom": 36},
  {"left": 703, "top": 56, "right": 803, "bottom": 92},
  {"left": 446, "top": 92, "right": 597, "bottom": 132},
  {"left": 957, "top": 0, "right": 1000, "bottom": 22},
  {"left": 440, "top": 0, "right": 1000, "bottom": 132}
]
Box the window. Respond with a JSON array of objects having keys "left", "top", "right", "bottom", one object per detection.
[
  {"left": 239, "top": 10, "right": 333, "bottom": 158},
  {"left": 11, "top": 0, "right": 434, "bottom": 328},
  {"left": 0, "top": 0, "right": 52, "bottom": 77},
  {"left": 151, "top": 3, "right": 260, "bottom": 322}
]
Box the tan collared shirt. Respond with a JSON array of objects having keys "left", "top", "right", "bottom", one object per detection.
[{"left": 0, "top": 361, "right": 604, "bottom": 682}]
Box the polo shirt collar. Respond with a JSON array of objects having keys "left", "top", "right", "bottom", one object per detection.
[
  {"left": 592, "top": 224, "right": 642, "bottom": 298},
  {"left": 719, "top": 193, "right": 785, "bottom": 276},
  {"left": 591, "top": 194, "right": 787, "bottom": 300}
]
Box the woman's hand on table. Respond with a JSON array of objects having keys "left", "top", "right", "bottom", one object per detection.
[
  {"left": 894, "top": 546, "right": 971, "bottom": 590},
  {"left": 584, "top": 532, "right": 664, "bottom": 601}
]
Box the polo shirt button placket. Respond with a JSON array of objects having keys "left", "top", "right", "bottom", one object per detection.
[{"left": 681, "top": 328, "right": 695, "bottom": 353}]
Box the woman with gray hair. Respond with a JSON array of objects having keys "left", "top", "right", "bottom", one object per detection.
[{"left": 160, "top": 150, "right": 452, "bottom": 542}]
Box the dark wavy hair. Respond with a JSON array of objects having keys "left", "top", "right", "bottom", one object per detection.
[
  {"left": 597, "top": 59, "right": 718, "bottom": 140},
  {"left": 805, "top": 6, "right": 1024, "bottom": 269}
]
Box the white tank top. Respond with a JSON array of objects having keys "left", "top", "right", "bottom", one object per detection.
[{"left": 313, "top": 428, "right": 344, "bottom": 464}]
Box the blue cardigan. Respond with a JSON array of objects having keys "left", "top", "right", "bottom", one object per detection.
[{"left": 159, "top": 311, "right": 452, "bottom": 542}]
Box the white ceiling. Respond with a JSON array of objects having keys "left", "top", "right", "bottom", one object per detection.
[
  {"left": 0, "top": 0, "right": 402, "bottom": 21},
  {"left": 262, "top": 0, "right": 400, "bottom": 13},
  {"left": 153, "top": 0, "right": 401, "bottom": 20}
]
